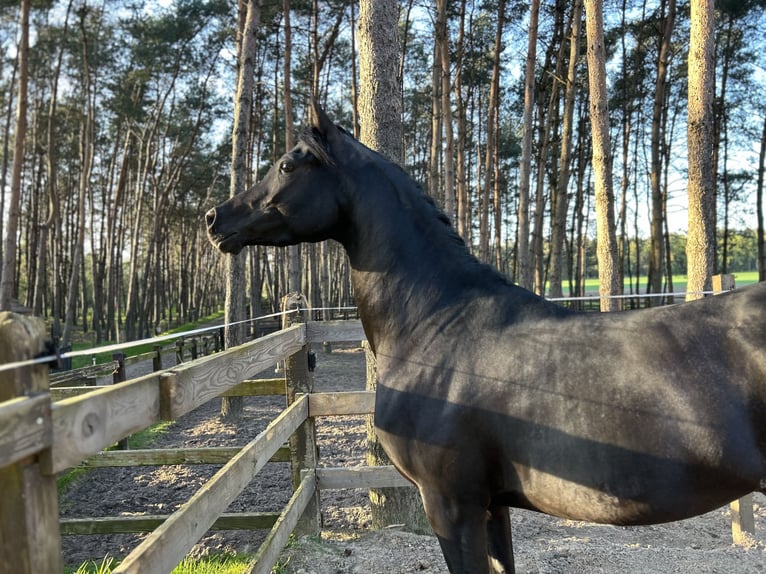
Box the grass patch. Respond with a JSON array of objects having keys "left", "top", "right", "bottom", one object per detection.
[
  {"left": 69, "top": 311, "right": 224, "bottom": 370},
  {"left": 67, "top": 553, "right": 254, "bottom": 574},
  {"left": 580, "top": 271, "right": 759, "bottom": 294},
  {"left": 126, "top": 419, "right": 176, "bottom": 450}
]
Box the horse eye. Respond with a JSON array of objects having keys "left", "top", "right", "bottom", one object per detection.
[{"left": 279, "top": 160, "right": 294, "bottom": 174}]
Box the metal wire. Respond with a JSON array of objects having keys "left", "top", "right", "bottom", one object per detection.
[{"left": 0, "top": 308, "right": 297, "bottom": 374}]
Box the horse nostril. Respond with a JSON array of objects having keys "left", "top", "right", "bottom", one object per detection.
[{"left": 205, "top": 208, "right": 217, "bottom": 230}]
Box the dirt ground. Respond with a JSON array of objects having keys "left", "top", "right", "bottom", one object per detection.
[{"left": 60, "top": 343, "right": 766, "bottom": 572}]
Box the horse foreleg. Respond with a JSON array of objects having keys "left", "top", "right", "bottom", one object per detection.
[
  {"left": 486, "top": 506, "right": 514, "bottom": 573},
  {"left": 419, "top": 488, "right": 496, "bottom": 574}
]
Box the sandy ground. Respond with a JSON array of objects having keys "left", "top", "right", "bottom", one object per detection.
[{"left": 60, "top": 344, "right": 766, "bottom": 572}]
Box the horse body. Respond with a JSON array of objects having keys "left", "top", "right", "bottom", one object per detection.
[{"left": 207, "top": 102, "right": 766, "bottom": 573}]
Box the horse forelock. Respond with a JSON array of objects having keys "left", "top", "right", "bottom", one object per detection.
[{"left": 299, "top": 126, "right": 335, "bottom": 167}]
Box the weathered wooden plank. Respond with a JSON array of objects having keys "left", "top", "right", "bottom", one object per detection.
[
  {"left": 51, "top": 386, "right": 98, "bottom": 401},
  {"left": 248, "top": 472, "right": 317, "bottom": 574},
  {"left": 79, "top": 446, "right": 291, "bottom": 467},
  {"left": 306, "top": 319, "right": 365, "bottom": 344},
  {"left": 0, "top": 394, "right": 50, "bottom": 468},
  {"left": 0, "top": 312, "right": 63, "bottom": 574},
  {"left": 160, "top": 325, "right": 304, "bottom": 420},
  {"left": 309, "top": 391, "right": 375, "bottom": 417},
  {"left": 221, "top": 378, "right": 286, "bottom": 397},
  {"left": 49, "top": 361, "right": 119, "bottom": 387},
  {"left": 51, "top": 376, "right": 288, "bottom": 403},
  {"left": 60, "top": 512, "right": 279, "bottom": 535},
  {"left": 50, "top": 373, "right": 161, "bottom": 473},
  {"left": 316, "top": 466, "right": 413, "bottom": 490},
  {"left": 113, "top": 395, "right": 309, "bottom": 574}
]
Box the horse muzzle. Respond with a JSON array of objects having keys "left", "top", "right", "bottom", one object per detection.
[{"left": 205, "top": 208, "right": 244, "bottom": 254}]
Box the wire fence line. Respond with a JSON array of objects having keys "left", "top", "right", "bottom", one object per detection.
[
  {"left": 0, "top": 308, "right": 298, "bottom": 374},
  {"left": 0, "top": 291, "right": 733, "bottom": 374},
  {"left": 547, "top": 289, "right": 729, "bottom": 302}
]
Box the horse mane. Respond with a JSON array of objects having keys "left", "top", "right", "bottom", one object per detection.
[{"left": 298, "top": 124, "right": 513, "bottom": 287}]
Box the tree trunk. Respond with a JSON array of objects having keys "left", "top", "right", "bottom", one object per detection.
[
  {"left": 0, "top": 0, "right": 30, "bottom": 311},
  {"left": 284, "top": 0, "right": 301, "bottom": 295},
  {"left": 757, "top": 114, "right": 765, "bottom": 282},
  {"left": 222, "top": 0, "right": 262, "bottom": 419},
  {"left": 549, "top": 0, "right": 583, "bottom": 299},
  {"left": 584, "top": 0, "right": 621, "bottom": 312},
  {"left": 357, "top": 0, "right": 403, "bottom": 163},
  {"left": 437, "top": 0, "right": 455, "bottom": 219},
  {"left": 358, "top": 0, "right": 427, "bottom": 533},
  {"left": 647, "top": 0, "right": 675, "bottom": 301},
  {"left": 517, "top": 0, "right": 540, "bottom": 290},
  {"left": 686, "top": 0, "right": 716, "bottom": 301},
  {"left": 489, "top": 0, "right": 506, "bottom": 270},
  {"left": 453, "top": 0, "right": 469, "bottom": 242},
  {"left": 62, "top": 10, "right": 95, "bottom": 345},
  {"left": 428, "top": 11, "right": 442, "bottom": 200}
]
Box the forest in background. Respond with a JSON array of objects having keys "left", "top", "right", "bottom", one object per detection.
[{"left": 0, "top": 0, "right": 764, "bottom": 346}]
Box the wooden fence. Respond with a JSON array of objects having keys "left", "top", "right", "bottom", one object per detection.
[{"left": 0, "top": 306, "right": 407, "bottom": 574}]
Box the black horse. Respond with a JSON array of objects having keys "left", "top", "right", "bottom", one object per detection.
[{"left": 207, "top": 102, "right": 766, "bottom": 573}]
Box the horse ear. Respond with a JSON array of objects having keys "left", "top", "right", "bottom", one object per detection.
[{"left": 310, "top": 98, "right": 339, "bottom": 141}]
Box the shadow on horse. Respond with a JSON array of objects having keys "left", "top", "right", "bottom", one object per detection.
[{"left": 207, "top": 101, "right": 766, "bottom": 573}]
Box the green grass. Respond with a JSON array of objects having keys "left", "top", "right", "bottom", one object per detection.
[
  {"left": 580, "top": 270, "right": 759, "bottom": 294},
  {"left": 67, "top": 553, "right": 254, "bottom": 574},
  {"left": 69, "top": 311, "right": 224, "bottom": 369}
]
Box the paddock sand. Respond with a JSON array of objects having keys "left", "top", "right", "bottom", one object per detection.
[{"left": 60, "top": 344, "right": 766, "bottom": 572}]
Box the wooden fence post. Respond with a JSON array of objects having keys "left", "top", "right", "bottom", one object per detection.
[
  {"left": 364, "top": 342, "right": 430, "bottom": 533},
  {"left": 713, "top": 274, "right": 756, "bottom": 544},
  {"left": 113, "top": 352, "right": 130, "bottom": 450},
  {"left": 175, "top": 338, "right": 185, "bottom": 365},
  {"left": 282, "top": 293, "right": 320, "bottom": 536},
  {"left": 0, "top": 312, "right": 62, "bottom": 573},
  {"left": 152, "top": 345, "right": 163, "bottom": 372}
]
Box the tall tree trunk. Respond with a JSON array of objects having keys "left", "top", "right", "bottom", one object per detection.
[
  {"left": 62, "top": 10, "right": 95, "bottom": 345},
  {"left": 517, "top": 0, "right": 540, "bottom": 289},
  {"left": 0, "top": 59, "right": 16, "bottom": 285},
  {"left": 716, "top": 14, "right": 736, "bottom": 275},
  {"left": 428, "top": 12, "right": 442, "bottom": 201},
  {"left": 549, "top": 0, "right": 583, "bottom": 299},
  {"left": 222, "top": 0, "right": 262, "bottom": 419},
  {"left": 349, "top": 1, "right": 359, "bottom": 138},
  {"left": 358, "top": 0, "right": 427, "bottom": 534},
  {"left": 357, "top": 0, "right": 402, "bottom": 163},
  {"left": 489, "top": 0, "right": 506, "bottom": 270},
  {"left": 34, "top": 0, "right": 72, "bottom": 321},
  {"left": 284, "top": 0, "right": 301, "bottom": 294},
  {"left": 686, "top": 0, "right": 716, "bottom": 301},
  {"left": 584, "top": 0, "right": 621, "bottom": 312},
  {"left": 0, "top": 0, "right": 30, "bottom": 311},
  {"left": 437, "top": 0, "right": 455, "bottom": 219},
  {"left": 647, "top": 0, "right": 675, "bottom": 301},
  {"left": 453, "top": 0, "right": 469, "bottom": 242},
  {"left": 757, "top": 114, "right": 765, "bottom": 282}
]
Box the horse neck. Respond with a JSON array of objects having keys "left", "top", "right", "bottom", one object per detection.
[{"left": 339, "top": 164, "right": 492, "bottom": 351}]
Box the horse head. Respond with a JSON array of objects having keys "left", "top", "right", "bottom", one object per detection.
[{"left": 206, "top": 101, "right": 347, "bottom": 254}]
